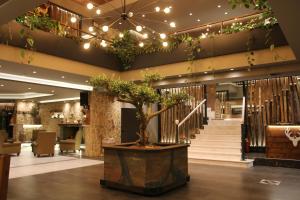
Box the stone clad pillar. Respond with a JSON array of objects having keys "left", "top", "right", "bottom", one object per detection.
[{"left": 85, "top": 91, "right": 121, "bottom": 157}]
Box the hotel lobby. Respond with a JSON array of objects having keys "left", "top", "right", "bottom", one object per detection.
[{"left": 0, "top": 0, "right": 300, "bottom": 199}]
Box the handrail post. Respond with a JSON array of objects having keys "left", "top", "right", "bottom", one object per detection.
[
  {"left": 241, "top": 81, "right": 248, "bottom": 161},
  {"left": 204, "top": 85, "right": 208, "bottom": 124},
  {"left": 175, "top": 120, "right": 179, "bottom": 144}
]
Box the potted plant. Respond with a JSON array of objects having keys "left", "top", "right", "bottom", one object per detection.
[{"left": 90, "top": 73, "right": 190, "bottom": 196}]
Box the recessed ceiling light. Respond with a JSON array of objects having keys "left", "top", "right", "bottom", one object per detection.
[
  {"left": 70, "top": 17, "right": 77, "bottom": 23},
  {"left": 0, "top": 65, "right": 2, "bottom": 68},
  {"left": 230, "top": 68, "right": 234, "bottom": 71},
  {"left": 169, "top": 22, "right": 176, "bottom": 28},
  {"left": 119, "top": 22, "right": 122, "bottom": 25},
  {"left": 0, "top": 84, "right": 4, "bottom": 87},
  {"left": 83, "top": 42, "right": 90, "bottom": 50},
  {"left": 139, "top": 42, "right": 144, "bottom": 47},
  {"left": 217, "top": 5, "right": 221, "bottom": 8},
  {"left": 160, "top": 33, "right": 167, "bottom": 39},
  {"left": 225, "top": 12, "right": 228, "bottom": 15},
  {"left": 162, "top": 41, "right": 168, "bottom": 47},
  {"left": 189, "top": 13, "right": 193, "bottom": 16},
  {"left": 51, "top": 90, "right": 55, "bottom": 93},
  {"left": 87, "top": 3, "right": 94, "bottom": 10},
  {"left": 142, "top": 14, "right": 146, "bottom": 17},
  {"left": 204, "top": 72, "right": 208, "bottom": 74},
  {"left": 96, "top": 9, "right": 101, "bottom": 15},
  {"left": 102, "top": 25, "right": 109, "bottom": 32},
  {"left": 234, "top": 18, "right": 238, "bottom": 21},
  {"left": 206, "top": 28, "right": 209, "bottom": 31},
  {"left": 155, "top": 6, "right": 160, "bottom": 12},
  {"left": 61, "top": 76, "right": 65, "bottom": 79},
  {"left": 85, "top": 80, "right": 89, "bottom": 83},
  {"left": 164, "top": 7, "right": 171, "bottom": 14},
  {"left": 164, "top": 19, "right": 168, "bottom": 23},
  {"left": 28, "top": 87, "right": 32, "bottom": 90},
  {"left": 33, "top": 71, "right": 37, "bottom": 74},
  {"left": 197, "top": 19, "right": 201, "bottom": 22}
]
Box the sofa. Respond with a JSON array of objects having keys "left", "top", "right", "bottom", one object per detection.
[{"left": 0, "top": 130, "right": 21, "bottom": 156}]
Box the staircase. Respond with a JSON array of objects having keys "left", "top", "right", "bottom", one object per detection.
[{"left": 188, "top": 118, "right": 253, "bottom": 168}]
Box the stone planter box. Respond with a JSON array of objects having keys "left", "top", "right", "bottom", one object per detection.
[{"left": 100, "top": 143, "right": 189, "bottom": 196}]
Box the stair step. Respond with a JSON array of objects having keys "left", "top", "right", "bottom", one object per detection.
[
  {"left": 189, "top": 145, "right": 241, "bottom": 152},
  {"left": 188, "top": 153, "right": 241, "bottom": 161},
  {"left": 198, "top": 134, "right": 240, "bottom": 138},
  {"left": 191, "top": 141, "right": 241, "bottom": 148},
  {"left": 189, "top": 158, "right": 254, "bottom": 168}
]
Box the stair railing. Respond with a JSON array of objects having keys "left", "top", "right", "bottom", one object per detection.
[{"left": 175, "top": 99, "right": 207, "bottom": 143}]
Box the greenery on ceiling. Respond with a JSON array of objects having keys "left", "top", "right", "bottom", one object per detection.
[
  {"left": 90, "top": 72, "right": 189, "bottom": 146},
  {"left": 14, "top": 0, "right": 277, "bottom": 69}
]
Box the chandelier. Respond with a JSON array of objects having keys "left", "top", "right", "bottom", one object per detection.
[{"left": 69, "top": 0, "right": 176, "bottom": 49}]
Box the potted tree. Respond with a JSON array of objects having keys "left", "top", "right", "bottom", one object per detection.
[{"left": 90, "top": 73, "right": 190, "bottom": 195}]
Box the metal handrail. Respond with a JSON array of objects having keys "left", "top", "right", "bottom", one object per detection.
[
  {"left": 176, "top": 99, "right": 206, "bottom": 143},
  {"left": 242, "top": 96, "right": 246, "bottom": 124}
]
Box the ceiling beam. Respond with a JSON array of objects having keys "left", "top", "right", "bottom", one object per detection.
[
  {"left": 269, "top": 0, "right": 300, "bottom": 61},
  {"left": 0, "top": 0, "right": 48, "bottom": 25}
]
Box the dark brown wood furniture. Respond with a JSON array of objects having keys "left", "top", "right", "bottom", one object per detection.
[{"left": 0, "top": 154, "right": 10, "bottom": 200}]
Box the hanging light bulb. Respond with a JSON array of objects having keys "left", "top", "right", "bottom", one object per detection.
[
  {"left": 88, "top": 26, "right": 94, "bottom": 32},
  {"left": 83, "top": 42, "right": 90, "bottom": 49},
  {"left": 128, "top": 12, "right": 134, "bottom": 18},
  {"left": 70, "top": 16, "right": 77, "bottom": 23},
  {"left": 155, "top": 6, "right": 160, "bottom": 12},
  {"left": 96, "top": 9, "right": 101, "bottom": 15},
  {"left": 139, "top": 42, "right": 144, "bottom": 47},
  {"left": 100, "top": 40, "right": 107, "bottom": 47},
  {"left": 136, "top": 25, "right": 143, "bottom": 32},
  {"left": 164, "top": 7, "right": 171, "bottom": 14},
  {"left": 142, "top": 33, "right": 148, "bottom": 39},
  {"left": 119, "top": 33, "right": 124, "bottom": 38},
  {"left": 160, "top": 33, "right": 167, "bottom": 39},
  {"left": 102, "top": 25, "right": 109, "bottom": 32},
  {"left": 169, "top": 22, "right": 176, "bottom": 28},
  {"left": 87, "top": 3, "right": 94, "bottom": 10},
  {"left": 162, "top": 41, "right": 169, "bottom": 47}
]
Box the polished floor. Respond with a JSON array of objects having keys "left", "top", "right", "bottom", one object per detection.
[
  {"left": 8, "top": 162, "right": 300, "bottom": 200},
  {"left": 9, "top": 144, "right": 103, "bottom": 179}
]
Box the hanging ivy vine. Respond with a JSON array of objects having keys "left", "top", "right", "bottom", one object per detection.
[{"left": 13, "top": 0, "right": 278, "bottom": 69}]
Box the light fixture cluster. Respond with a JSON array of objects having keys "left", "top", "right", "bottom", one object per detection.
[{"left": 78, "top": 1, "right": 175, "bottom": 50}]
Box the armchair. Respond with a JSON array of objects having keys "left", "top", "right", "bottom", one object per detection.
[
  {"left": 32, "top": 132, "right": 56, "bottom": 157},
  {"left": 0, "top": 130, "right": 21, "bottom": 156},
  {"left": 59, "top": 129, "right": 83, "bottom": 153}
]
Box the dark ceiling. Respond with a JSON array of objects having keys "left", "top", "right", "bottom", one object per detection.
[
  {"left": 74, "top": 0, "right": 256, "bottom": 34},
  {"left": 0, "top": 0, "right": 9, "bottom": 6}
]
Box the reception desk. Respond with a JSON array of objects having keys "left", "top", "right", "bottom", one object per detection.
[{"left": 266, "top": 125, "right": 300, "bottom": 159}]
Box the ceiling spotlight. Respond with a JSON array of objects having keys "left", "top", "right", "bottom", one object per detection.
[
  {"left": 128, "top": 12, "right": 134, "bottom": 18},
  {"left": 197, "top": 19, "right": 201, "bottom": 22},
  {"left": 87, "top": 3, "right": 94, "bottom": 10},
  {"left": 164, "top": 19, "right": 168, "bottom": 23},
  {"left": 70, "top": 17, "right": 77, "bottom": 23},
  {"left": 88, "top": 26, "right": 94, "bottom": 32},
  {"left": 0, "top": 84, "right": 4, "bottom": 87},
  {"left": 85, "top": 80, "right": 89, "bottom": 83},
  {"left": 230, "top": 68, "right": 235, "bottom": 71},
  {"left": 100, "top": 40, "right": 107, "bottom": 47},
  {"left": 51, "top": 90, "right": 55, "bottom": 93},
  {"left": 189, "top": 13, "right": 193, "bottom": 16},
  {"left": 155, "top": 6, "right": 160, "bottom": 12},
  {"left": 119, "top": 22, "right": 122, "bottom": 25},
  {"left": 142, "top": 14, "right": 146, "bottom": 18},
  {"left": 217, "top": 5, "right": 221, "bottom": 8},
  {"left": 61, "top": 76, "right": 65, "bottom": 79},
  {"left": 33, "top": 71, "right": 37, "bottom": 74},
  {"left": 204, "top": 72, "right": 208, "bottom": 74},
  {"left": 170, "top": 22, "right": 176, "bottom": 28},
  {"left": 160, "top": 33, "right": 167, "bottom": 39},
  {"left": 164, "top": 7, "right": 171, "bottom": 14},
  {"left": 139, "top": 42, "right": 144, "bottom": 47},
  {"left": 119, "top": 33, "right": 124, "bottom": 38},
  {"left": 225, "top": 12, "right": 228, "bottom": 15},
  {"left": 142, "top": 33, "right": 148, "bottom": 39},
  {"left": 102, "top": 25, "right": 109, "bottom": 32},
  {"left": 83, "top": 42, "right": 90, "bottom": 49},
  {"left": 162, "top": 41, "right": 169, "bottom": 47},
  {"left": 136, "top": 25, "right": 143, "bottom": 32},
  {"left": 28, "top": 87, "right": 32, "bottom": 90},
  {"left": 96, "top": 9, "right": 101, "bottom": 15}
]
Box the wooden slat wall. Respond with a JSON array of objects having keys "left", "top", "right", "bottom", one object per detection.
[
  {"left": 160, "top": 84, "right": 205, "bottom": 143},
  {"left": 247, "top": 76, "right": 300, "bottom": 147}
]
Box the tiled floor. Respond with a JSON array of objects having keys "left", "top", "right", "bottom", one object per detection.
[{"left": 9, "top": 144, "right": 103, "bottom": 179}]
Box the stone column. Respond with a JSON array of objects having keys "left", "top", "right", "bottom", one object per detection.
[{"left": 85, "top": 91, "right": 121, "bottom": 157}]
